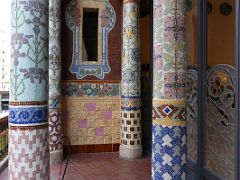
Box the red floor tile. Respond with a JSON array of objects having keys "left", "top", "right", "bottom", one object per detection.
[{"left": 0, "top": 152, "right": 151, "bottom": 180}]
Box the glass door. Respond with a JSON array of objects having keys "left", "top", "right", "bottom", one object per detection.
[
  {"left": 204, "top": 0, "right": 236, "bottom": 179},
  {"left": 187, "top": 0, "right": 238, "bottom": 179}
]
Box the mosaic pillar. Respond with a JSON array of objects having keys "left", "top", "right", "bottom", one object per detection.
[
  {"left": 49, "top": 0, "right": 63, "bottom": 165},
  {"left": 152, "top": 0, "right": 187, "bottom": 179},
  {"left": 120, "top": 0, "right": 142, "bottom": 159},
  {"left": 9, "top": 0, "right": 49, "bottom": 179}
]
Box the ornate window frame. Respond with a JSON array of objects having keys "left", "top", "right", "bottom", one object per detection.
[{"left": 66, "top": 0, "right": 116, "bottom": 79}]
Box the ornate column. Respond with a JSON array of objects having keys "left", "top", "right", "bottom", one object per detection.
[
  {"left": 152, "top": 0, "right": 187, "bottom": 179},
  {"left": 120, "top": 0, "right": 142, "bottom": 159},
  {"left": 9, "top": 0, "right": 49, "bottom": 179},
  {"left": 49, "top": 0, "right": 63, "bottom": 165}
]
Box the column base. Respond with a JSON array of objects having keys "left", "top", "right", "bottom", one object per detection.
[
  {"left": 119, "top": 144, "right": 142, "bottom": 160},
  {"left": 50, "top": 149, "right": 63, "bottom": 165}
]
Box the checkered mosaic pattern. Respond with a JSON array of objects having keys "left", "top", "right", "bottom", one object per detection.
[
  {"left": 152, "top": 124, "right": 187, "bottom": 180},
  {"left": 8, "top": 126, "right": 49, "bottom": 179},
  {"left": 121, "top": 109, "right": 141, "bottom": 146}
]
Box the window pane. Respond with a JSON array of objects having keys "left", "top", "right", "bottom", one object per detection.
[{"left": 82, "top": 8, "right": 99, "bottom": 62}]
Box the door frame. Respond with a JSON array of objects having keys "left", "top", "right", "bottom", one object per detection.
[
  {"left": 197, "top": 0, "right": 207, "bottom": 179},
  {"left": 235, "top": 0, "right": 240, "bottom": 179}
]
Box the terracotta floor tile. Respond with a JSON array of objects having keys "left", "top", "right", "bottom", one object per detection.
[{"left": 0, "top": 152, "right": 151, "bottom": 180}]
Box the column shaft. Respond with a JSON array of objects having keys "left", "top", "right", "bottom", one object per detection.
[
  {"left": 120, "top": 0, "right": 142, "bottom": 159},
  {"left": 152, "top": 0, "right": 187, "bottom": 179},
  {"left": 9, "top": 0, "right": 49, "bottom": 179},
  {"left": 49, "top": 0, "right": 63, "bottom": 165}
]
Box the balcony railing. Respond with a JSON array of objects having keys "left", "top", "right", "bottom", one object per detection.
[{"left": 0, "top": 111, "right": 8, "bottom": 162}]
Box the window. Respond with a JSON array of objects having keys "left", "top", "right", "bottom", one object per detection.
[
  {"left": 82, "top": 8, "right": 99, "bottom": 62},
  {"left": 78, "top": 2, "right": 103, "bottom": 65},
  {"left": 66, "top": 0, "right": 116, "bottom": 79}
]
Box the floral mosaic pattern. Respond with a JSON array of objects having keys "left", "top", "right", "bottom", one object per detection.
[
  {"left": 62, "top": 81, "right": 120, "bottom": 97},
  {"left": 49, "top": 0, "right": 63, "bottom": 157},
  {"left": 152, "top": 0, "right": 187, "bottom": 179},
  {"left": 120, "top": 1, "right": 142, "bottom": 155},
  {"left": 9, "top": 0, "right": 49, "bottom": 178},
  {"left": 153, "top": 0, "right": 187, "bottom": 99},
  {"left": 49, "top": 109, "right": 62, "bottom": 151},
  {"left": 49, "top": 0, "right": 61, "bottom": 109},
  {"left": 65, "top": 0, "right": 116, "bottom": 79},
  {"left": 10, "top": 0, "right": 48, "bottom": 101},
  {"left": 121, "top": 1, "right": 141, "bottom": 97}
]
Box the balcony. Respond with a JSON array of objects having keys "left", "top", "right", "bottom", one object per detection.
[{"left": 0, "top": 111, "right": 8, "bottom": 173}]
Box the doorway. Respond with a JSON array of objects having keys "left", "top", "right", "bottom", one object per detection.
[{"left": 186, "top": 0, "right": 238, "bottom": 179}]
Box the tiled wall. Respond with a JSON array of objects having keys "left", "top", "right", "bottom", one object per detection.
[
  {"left": 61, "top": 0, "right": 122, "bottom": 152},
  {"left": 62, "top": 81, "right": 121, "bottom": 152}
]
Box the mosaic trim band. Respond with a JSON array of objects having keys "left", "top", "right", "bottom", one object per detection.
[
  {"left": 9, "top": 105, "right": 48, "bottom": 125},
  {"left": 9, "top": 101, "right": 48, "bottom": 106},
  {"left": 63, "top": 82, "right": 120, "bottom": 97},
  {"left": 9, "top": 124, "right": 48, "bottom": 130},
  {"left": 121, "top": 97, "right": 141, "bottom": 111},
  {"left": 152, "top": 99, "right": 186, "bottom": 126}
]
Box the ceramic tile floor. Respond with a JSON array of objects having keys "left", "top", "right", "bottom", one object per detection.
[{"left": 0, "top": 152, "right": 151, "bottom": 180}]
